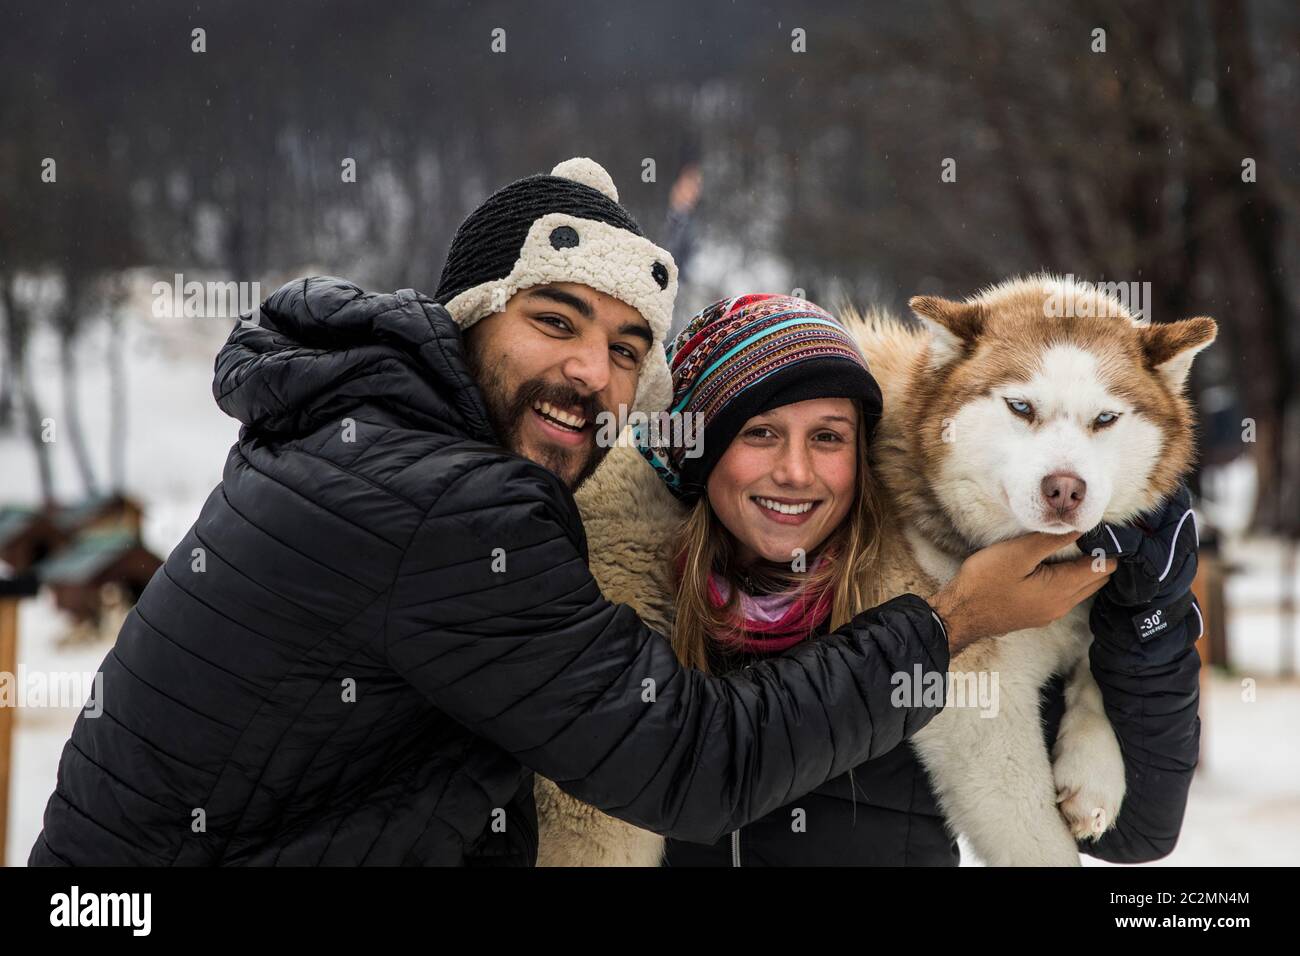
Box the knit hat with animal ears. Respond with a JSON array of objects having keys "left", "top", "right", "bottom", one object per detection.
[{"left": 433, "top": 157, "right": 678, "bottom": 417}]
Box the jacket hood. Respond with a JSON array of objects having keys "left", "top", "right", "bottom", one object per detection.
[{"left": 213, "top": 275, "right": 496, "bottom": 442}]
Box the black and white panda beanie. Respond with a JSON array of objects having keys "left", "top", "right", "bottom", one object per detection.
[{"left": 433, "top": 157, "right": 678, "bottom": 416}]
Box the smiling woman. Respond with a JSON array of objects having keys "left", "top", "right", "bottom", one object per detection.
[
  {"left": 672, "top": 398, "right": 886, "bottom": 675},
  {"left": 625, "top": 293, "right": 890, "bottom": 681}
]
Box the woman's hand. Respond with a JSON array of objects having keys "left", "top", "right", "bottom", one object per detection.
[
  {"left": 928, "top": 531, "right": 1117, "bottom": 654},
  {"left": 1074, "top": 483, "right": 1200, "bottom": 649},
  {"left": 1070, "top": 483, "right": 1204, "bottom": 862}
]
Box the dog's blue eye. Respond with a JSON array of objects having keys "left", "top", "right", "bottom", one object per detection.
[
  {"left": 1005, "top": 399, "right": 1033, "bottom": 418},
  {"left": 1095, "top": 411, "right": 1119, "bottom": 426}
]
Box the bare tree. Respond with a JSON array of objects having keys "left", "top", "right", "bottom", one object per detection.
[{"left": 0, "top": 274, "right": 55, "bottom": 505}]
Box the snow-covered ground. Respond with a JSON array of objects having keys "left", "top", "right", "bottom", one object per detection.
[
  {"left": 2, "top": 274, "right": 1297, "bottom": 866},
  {"left": 5, "top": 592, "right": 114, "bottom": 867}
]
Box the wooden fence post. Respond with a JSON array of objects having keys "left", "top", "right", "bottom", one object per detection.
[{"left": 0, "top": 574, "right": 39, "bottom": 866}]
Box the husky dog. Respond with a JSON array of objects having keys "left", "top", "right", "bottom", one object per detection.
[{"left": 534, "top": 274, "right": 1216, "bottom": 866}]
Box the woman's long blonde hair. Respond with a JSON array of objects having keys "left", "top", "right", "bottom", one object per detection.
[{"left": 668, "top": 407, "right": 886, "bottom": 674}]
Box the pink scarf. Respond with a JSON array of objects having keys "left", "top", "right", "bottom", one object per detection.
[{"left": 697, "top": 554, "right": 835, "bottom": 654}]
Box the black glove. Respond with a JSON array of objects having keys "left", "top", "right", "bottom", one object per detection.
[{"left": 1076, "top": 483, "right": 1202, "bottom": 649}]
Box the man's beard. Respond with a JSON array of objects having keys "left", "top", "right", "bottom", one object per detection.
[{"left": 465, "top": 339, "right": 611, "bottom": 492}]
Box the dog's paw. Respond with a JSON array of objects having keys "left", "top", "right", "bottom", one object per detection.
[
  {"left": 1056, "top": 795, "right": 1112, "bottom": 841},
  {"left": 1051, "top": 716, "right": 1127, "bottom": 842}
]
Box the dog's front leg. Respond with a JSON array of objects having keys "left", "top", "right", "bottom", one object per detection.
[
  {"left": 1051, "top": 652, "right": 1127, "bottom": 841},
  {"left": 912, "top": 669, "right": 1082, "bottom": 866}
]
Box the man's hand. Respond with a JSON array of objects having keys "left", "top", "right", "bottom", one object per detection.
[{"left": 928, "top": 531, "right": 1117, "bottom": 654}]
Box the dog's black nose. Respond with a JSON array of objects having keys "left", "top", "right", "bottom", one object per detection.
[{"left": 1042, "top": 472, "right": 1087, "bottom": 516}]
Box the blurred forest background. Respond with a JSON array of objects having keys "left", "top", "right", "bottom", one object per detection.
[
  {"left": 1, "top": 0, "right": 1299, "bottom": 867},
  {"left": 1, "top": 0, "right": 1297, "bottom": 527}
]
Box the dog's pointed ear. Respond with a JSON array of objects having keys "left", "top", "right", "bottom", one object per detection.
[
  {"left": 909, "top": 296, "right": 986, "bottom": 366},
  {"left": 1140, "top": 317, "right": 1217, "bottom": 390}
]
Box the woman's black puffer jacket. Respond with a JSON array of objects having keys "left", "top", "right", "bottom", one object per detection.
[{"left": 665, "top": 621, "right": 958, "bottom": 866}]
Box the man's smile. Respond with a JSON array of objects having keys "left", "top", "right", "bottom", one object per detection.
[{"left": 529, "top": 399, "right": 592, "bottom": 447}]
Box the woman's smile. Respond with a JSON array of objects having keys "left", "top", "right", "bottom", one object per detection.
[{"left": 750, "top": 495, "right": 823, "bottom": 525}]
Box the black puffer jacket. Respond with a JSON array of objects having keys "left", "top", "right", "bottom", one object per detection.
[
  {"left": 28, "top": 276, "right": 953, "bottom": 867},
  {"left": 665, "top": 618, "right": 956, "bottom": 866}
]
